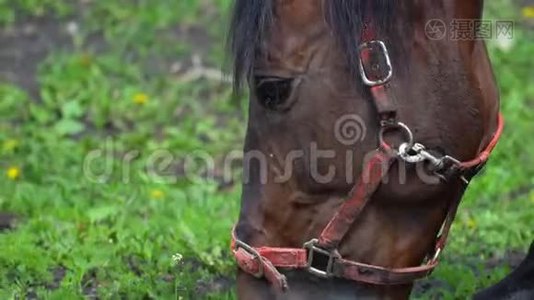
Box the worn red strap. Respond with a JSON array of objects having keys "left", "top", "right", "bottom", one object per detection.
[
  {"left": 333, "top": 257, "right": 437, "bottom": 285},
  {"left": 231, "top": 229, "right": 305, "bottom": 290},
  {"left": 231, "top": 229, "right": 438, "bottom": 286},
  {"left": 460, "top": 113, "right": 504, "bottom": 170},
  {"left": 318, "top": 149, "right": 393, "bottom": 248}
]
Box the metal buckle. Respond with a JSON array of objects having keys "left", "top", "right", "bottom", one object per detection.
[
  {"left": 303, "top": 239, "right": 337, "bottom": 278},
  {"left": 234, "top": 240, "right": 264, "bottom": 278},
  {"left": 358, "top": 40, "right": 393, "bottom": 86},
  {"left": 396, "top": 143, "right": 468, "bottom": 184},
  {"left": 433, "top": 155, "right": 468, "bottom": 184},
  {"left": 379, "top": 122, "right": 415, "bottom": 154}
]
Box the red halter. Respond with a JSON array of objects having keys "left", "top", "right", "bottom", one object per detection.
[{"left": 230, "top": 11, "right": 504, "bottom": 291}]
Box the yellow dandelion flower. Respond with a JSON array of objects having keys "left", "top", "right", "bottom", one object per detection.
[
  {"left": 2, "top": 139, "right": 19, "bottom": 152},
  {"left": 6, "top": 166, "right": 20, "bottom": 180},
  {"left": 133, "top": 93, "right": 149, "bottom": 105},
  {"left": 150, "top": 189, "right": 165, "bottom": 199},
  {"left": 522, "top": 6, "right": 534, "bottom": 19},
  {"left": 466, "top": 218, "right": 477, "bottom": 230}
]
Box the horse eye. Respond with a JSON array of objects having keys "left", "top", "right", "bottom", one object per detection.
[{"left": 254, "top": 76, "right": 295, "bottom": 111}]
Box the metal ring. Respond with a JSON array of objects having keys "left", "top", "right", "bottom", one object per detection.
[{"left": 379, "top": 122, "right": 414, "bottom": 153}]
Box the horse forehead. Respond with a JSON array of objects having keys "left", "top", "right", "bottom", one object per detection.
[
  {"left": 263, "top": 0, "right": 331, "bottom": 69},
  {"left": 275, "top": 0, "right": 324, "bottom": 27}
]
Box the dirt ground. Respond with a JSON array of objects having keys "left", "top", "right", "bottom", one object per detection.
[{"left": 0, "top": 15, "right": 73, "bottom": 99}]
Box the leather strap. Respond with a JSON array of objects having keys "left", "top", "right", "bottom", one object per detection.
[
  {"left": 318, "top": 150, "right": 393, "bottom": 248},
  {"left": 332, "top": 257, "right": 437, "bottom": 285},
  {"left": 459, "top": 114, "right": 504, "bottom": 170}
]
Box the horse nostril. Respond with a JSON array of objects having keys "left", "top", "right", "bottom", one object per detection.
[{"left": 254, "top": 76, "right": 295, "bottom": 112}]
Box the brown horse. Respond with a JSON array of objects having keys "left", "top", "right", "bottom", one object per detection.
[
  {"left": 474, "top": 241, "right": 534, "bottom": 300},
  {"left": 228, "top": 1, "right": 502, "bottom": 299}
]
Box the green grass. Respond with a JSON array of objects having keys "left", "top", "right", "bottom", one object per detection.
[{"left": 0, "top": 0, "right": 533, "bottom": 299}]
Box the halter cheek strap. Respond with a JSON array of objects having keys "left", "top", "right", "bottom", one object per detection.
[{"left": 230, "top": 11, "right": 505, "bottom": 291}]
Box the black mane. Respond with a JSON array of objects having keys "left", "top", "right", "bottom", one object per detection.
[{"left": 228, "top": 0, "right": 397, "bottom": 92}]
